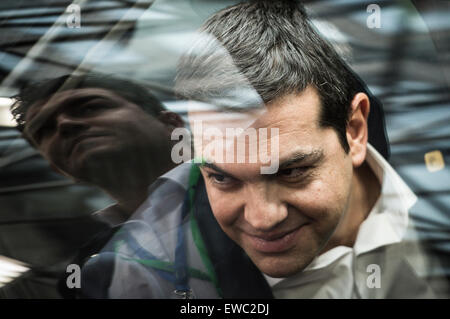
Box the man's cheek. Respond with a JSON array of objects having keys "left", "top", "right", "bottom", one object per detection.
[
  {"left": 209, "top": 195, "right": 239, "bottom": 227},
  {"left": 211, "top": 204, "right": 233, "bottom": 227},
  {"left": 309, "top": 178, "right": 346, "bottom": 206},
  {"left": 203, "top": 185, "right": 227, "bottom": 221},
  {"left": 287, "top": 182, "right": 333, "bottom": 215}
]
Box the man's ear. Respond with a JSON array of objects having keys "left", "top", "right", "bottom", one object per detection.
[
  {"left": 346, "top": 92, "right": 370, "bottom": 168},
  {"left": 157, "top": 111, "right": 184, "bottom": 130}
]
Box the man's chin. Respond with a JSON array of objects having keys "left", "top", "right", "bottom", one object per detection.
[
  {"left": 251, "top": 253, "right": 313, "bottom": 278},
  {"left": 64, "top": 151, "right": 118, "bottom": 183},
  {"left": 260, "top": 265, "right": 306, "bottom": 278}
]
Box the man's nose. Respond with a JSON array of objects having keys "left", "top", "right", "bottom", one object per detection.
[
  {"left": 243, "top": 184, "right": 288, "bottom": 231},
  {"left": 56, "top": 113, "right": 88, "bottom": 137}
]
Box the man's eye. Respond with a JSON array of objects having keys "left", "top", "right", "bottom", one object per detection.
[
  {"left": 279, "top": 167, "right": 309, "bottom": 180},
  {"left": 207, "top": 173, "right": 234, "bottom": 185},
  {"left": 80, "top": 103, "right": 105, "bottom": 115},
  {"left": 75, "top": 101, "right": 110, "bottom": 116}
]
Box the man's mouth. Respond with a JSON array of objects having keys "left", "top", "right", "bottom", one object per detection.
[
  {"left": 244, "top": 225, "right": 307, "bottom": 254},
  {"left": 67, "top": 133, "right": 110, "bottom": 157}
]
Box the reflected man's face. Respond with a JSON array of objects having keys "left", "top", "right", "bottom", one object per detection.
[
  {"left": 197, "top": 86, "right": 354, "bottom": 277},
  {"left": 24, "top": 88, "right": 170, "bottom": 183}
]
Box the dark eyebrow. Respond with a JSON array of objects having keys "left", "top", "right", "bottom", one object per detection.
[
  {"left": 196, "top": 149, "right": 324, "bottom": 179},
  {"left": 278, "top": 149, "right": 324, "bottom": 170},
  {"left": 52, "top": 94, "right": 110, "bottom": 111}
]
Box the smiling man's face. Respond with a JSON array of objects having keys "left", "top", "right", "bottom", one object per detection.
[
  {"left": 24, "top": 88, "right": 170, "bottom": 183},
  {"left": 197, "top": 86, "right": 355, "bottom": 277}
]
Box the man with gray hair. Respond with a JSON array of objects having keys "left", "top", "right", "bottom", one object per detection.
[{"left": 176, "top": 0, "right": 447, "bottom": 298}]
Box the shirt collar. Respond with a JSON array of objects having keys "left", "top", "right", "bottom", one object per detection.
[
  {"left": 128, "top": 162, "right": 192, "bottom": 221},
  {"left": 150, "top": 162, "right": 192, "bottom": 193},
  {"left": 352, "top": 143, "right": 416, "bottom": 254}
]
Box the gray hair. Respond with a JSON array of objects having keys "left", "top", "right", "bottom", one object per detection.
[{"left": 176, "top": 0, "right": 360, "bottom": 152}]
